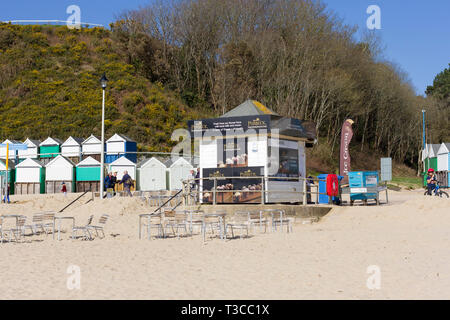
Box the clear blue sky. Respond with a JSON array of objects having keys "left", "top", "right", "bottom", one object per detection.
[{"left": 1, "top": 0, "right": 448, "bottom": 95}]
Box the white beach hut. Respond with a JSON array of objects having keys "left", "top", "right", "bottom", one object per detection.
[
  {"left": 81, "top": 135, "right": 103, "bottom": 162},
  {"left": 14, "top": 158, "right": 45, "bottom": 194},
  {"left": 137, "top": 157, "right": 167, "bottom": 191},
  {"left": 437, "top": 142, "right": 450, "bottom": 172},
  {"left": 17, "top": 138, "right": 40, "bottom": 160},
  {"left": 45, "top": 155, "right": 76, "bottom": 193},
  {"left": 76, "top": 156, "right": 102, "bottom": 192},
  {"left": 108, "top": 156, "right": 137, "bottom": 192},
  {"left": 0, "top": 139, "right": 20, "bottom": 160},
  {"left": 166, "top": 157, "right": 194, "bottom": 191},
  {"left": 61, "top": 136, "right": 84, "bottom": 164}
]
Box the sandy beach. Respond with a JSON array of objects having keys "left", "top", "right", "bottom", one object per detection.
[{"left": 0, "top": 189, "right": 448, "bottom": 300}]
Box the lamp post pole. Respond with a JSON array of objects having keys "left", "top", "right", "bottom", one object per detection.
[{"left": 100, "top": 74, "right": 108, "bottom": 199}]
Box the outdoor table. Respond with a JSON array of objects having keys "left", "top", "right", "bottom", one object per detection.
[
  {"left": 1, "top": 214, "right": 26, "bottom": 226},
  {"left": 53, "top": 216, "right": 75, "bottom": 241},
  {"left": 202, "top": 213, "right": 226, "bottom": 241}
]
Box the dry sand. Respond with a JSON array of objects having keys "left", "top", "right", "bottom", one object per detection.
[{"left": 0, "top": 189, "right": 448, "bottom": 299}]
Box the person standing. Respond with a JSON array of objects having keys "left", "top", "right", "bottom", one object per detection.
[
  {"left": 110, "top": 172, "right": 118, "bottom": 196},
  {"left": 119, "top": 170, "right": 133, "bottom": 197},
  {"left": 61, "top": 182, "right": 67, "bottom": 197}
]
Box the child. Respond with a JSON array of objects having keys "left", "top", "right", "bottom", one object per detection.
[{"left": 61, "top": 182, "right": 67, "bottom": 197}]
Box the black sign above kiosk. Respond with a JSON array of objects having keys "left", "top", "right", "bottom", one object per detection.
[{"left": 188, "top": 115, "right": 271, "bottom": 135}]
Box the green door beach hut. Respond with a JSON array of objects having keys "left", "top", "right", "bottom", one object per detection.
[
  {"left": 14, "top": 158, "right": 45, "bottom": 194},
  {"left": 17, "top": 138, "right": 40, "bottom": 161},
  {"left": 0, "top": 159, "right": 15, "bottom": 195},
  {"left": 39, "top": 137, "right": 63, "bottom": 165},
  {"left": 76, "top": 156, "right": 102, "bottom": 192},
  {"left": 45, "top": 155, "right": 76, "bottom": 193}
]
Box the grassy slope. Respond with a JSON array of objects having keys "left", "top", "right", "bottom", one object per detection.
[{"left": 0, "top": 24, "right": 207, "bottom": 152}]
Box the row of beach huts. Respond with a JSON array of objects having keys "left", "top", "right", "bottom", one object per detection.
[
  {"left": 0, "top": 134, "right": 195, "bottom": 195},
  {"left": 422, "top": 142, "right": 450, "bottom": 187}
]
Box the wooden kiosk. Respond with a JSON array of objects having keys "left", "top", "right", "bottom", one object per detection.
[{"left": 188, "top": 100, "right": 316, "bottom": 204}]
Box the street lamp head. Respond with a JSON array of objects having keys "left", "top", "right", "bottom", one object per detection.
[{"left": 100, "top": 73, "right": 108, "bottom": 89}]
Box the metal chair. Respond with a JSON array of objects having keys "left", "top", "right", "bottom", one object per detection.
[
  {"left": 2, "top": 216, "right": 27, "bottom": 243},
  {"left": 72, "top": 215, "right": 94, "bottom": 240},
  {"left": 225, "top": 212, "right": 250, "bottom": 239},
  {"left": 264, "top": 209, "right": 292, "bottom": 233},
  {"left": 139, "top": 213, "right": 165, "bottom": 240},
  {"left": 87, "top": 214, "right": 109, "bottom": 239}
]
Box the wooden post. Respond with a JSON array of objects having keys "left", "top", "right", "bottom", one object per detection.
[
  {"left": 302, "top": 178, "right": 307, "bottom": 206},
  {"left": 213, "top": 178, "right": 217, "bottom": 205},
  {"left": 261, "top": 177, "right": 265, "bottom": 204}
]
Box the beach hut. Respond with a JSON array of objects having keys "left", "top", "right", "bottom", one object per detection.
[
  {"left": 81, "top": 135, "right": 103, "bottom": 162},
  {"left": 437, "top": 143, "right": 450, "bottom": 172},
  {"left": 14, "top": 158, "right": 45, "bottom": 194},
  {"left": 0, "top": 159, "right": 15, "bottom": 195},
  {"left": 45, "top": 155, "right": 76, "bottom": 193},
  {"left": 0, "top": 139, "right": 20, "bottom": 160},
  {"left": 39, "top": 137, "right": 63, "bottom": 165},
  {"left": 137, "top": 157, "right": 167, "bottom": 191},
  {"left": 17, "top": 138, "right": 40, "bottom": 161},
  {"left": 105, "top": 133, "right": 137, "bottom": 163},
  {"left": 76, "top": 156, "right": 102, "bottom": 192},
  {"left": 108, "top": 156, "right": 137, "bottom": 192},
  {"left": 427, "top": 144, "right": 440, "bottom": 171},
  {"left": 61, "top": 136, "right": 84, "bottom": 164},
  {"left": 166, "top": 157, "right": 194, "bottom": 191}
]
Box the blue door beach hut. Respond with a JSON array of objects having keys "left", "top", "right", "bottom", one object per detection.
[
  {"left": 61, "top": 136, "right": 84, "bottom": 164},
  {"left": 76, "top": 156, "right": 102, "bottom": 192},
  {"left": 105, "top": 134, "right": 137, "bottom": 163},
  {"left": 0, "top": 159, "right": 15, "bottom": 195},
  {"left": 14, "top": 158, "right": 45, "bottom": 194},
  {"left": 166, "top": 157, "right": 194, "bottom": 191},
  {"left": 137, "top": 157, "right": 167, "bottom": 191},
  {"left": 18, "top": 138, "right": 40, "bottom": 161},
  {"left": 45, "top": 155, "right": 76, "bottom": 193},
  {"left": 108, "top": 156, "right": 137, "bottom": 192}
]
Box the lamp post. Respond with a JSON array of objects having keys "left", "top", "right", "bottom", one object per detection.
[{"left": 100, "top": 73, "right": 108, "bottom": 199}]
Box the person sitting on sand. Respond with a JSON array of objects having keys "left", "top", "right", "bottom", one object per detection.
[{"left": 426, "top": 168, "right": 437, "bottom": 195}]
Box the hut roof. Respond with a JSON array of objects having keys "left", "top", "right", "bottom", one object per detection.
[
  {"left": 40, "top": 137, "right": 63, "bottom": 146},
  {"left": 0, "top": 159, "right": 16, "bottom": 170},
  {"left": 15, "top": 158, "right": 44, "bottom": 168},
  {"left": 23, "top": 138, "right": 41, "bottom": 147},
  {"left": 220, "top": 100, "right": 278, "bottom": 118},
  {"left": 46, "top": 155, "right": 76, "bottom": 167},
  {"left": 77, "top": 156, "right": 101, "bottom": 167},
  {"left": 109, "top": 156, "right": 136, "bottom": 166},
  {"left": 427, "top": 144, "right": 441, "bottom": 158},
  {"left": 165, "top": 157, "right": 193, "bottom": 168},
  {"left": 62, "top": 136, "right": 84, "bottom": 146},
  {"left": 82, "top": 135, "right": 101, "bottom": 145},
  {"left": 107, "top": 133, "right": 136, "bottom": 143},
  {"left": 437, "top": 142, "right": 450, "bottom": 154},
  {"left": 137, "top": 157, "right": 167, "bottom": 168}
]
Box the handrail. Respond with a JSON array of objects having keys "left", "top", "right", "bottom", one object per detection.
[
  {"left": 151, "top": 189, "right": 183, "bottom": 215},
  {"left": 58, "top": 190, "right": 91, "bottom": 213}
]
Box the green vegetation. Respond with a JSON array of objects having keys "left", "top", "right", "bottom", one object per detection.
[
  {"left": 389, "top": 176, "right": 422, "bottom": 190},
  {"left": 0, "top": 23, "right": 207, "bottom": 152}
]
